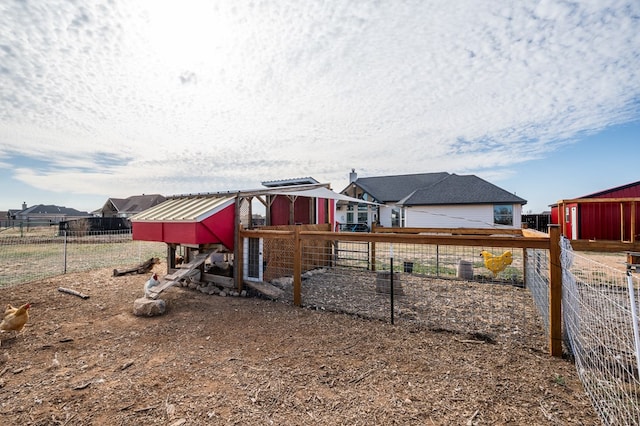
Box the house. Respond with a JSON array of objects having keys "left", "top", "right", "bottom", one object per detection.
[
  {"left": 10, "top": 203, "right": 90, "bottom": 225},
  {"left": 551, "top": 180, "right": 640, "bottom": 242},
  {"left": 338, "top": 170, "right": 527, "bottom": 229},
  {"left": 100, "top": 194, "right": 167, "bottom": 218}
]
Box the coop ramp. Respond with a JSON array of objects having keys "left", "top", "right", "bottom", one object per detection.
[{"left": 147, "top": 252, "right": 210, "bottom": 299}]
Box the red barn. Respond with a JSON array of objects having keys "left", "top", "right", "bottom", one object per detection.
[{"left": 551, "top": 180, "right": 640, "bottom": 242}]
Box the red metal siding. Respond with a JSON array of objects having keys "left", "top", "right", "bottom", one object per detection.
[
  {"left": 269, "top": 195, "right": 315, "bottom": 225},
  {"left": 591, "top": 184, "right": 640, "bottom": 199},
  {"left": 200, "top": 203, "right": 235, "bottom": 249},
  {"left": 131, "top": 203, "right": 236, "bottom": 249},
  {"left": 294, "top": 197, "right": 310, "bottom": 224},
  {"left": 270, "top": 196, "right": 291, "bottom": 225}
]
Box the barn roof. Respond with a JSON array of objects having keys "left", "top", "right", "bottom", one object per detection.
[{"left": 130, "top": 196, "right": 235, "bottom": 222}]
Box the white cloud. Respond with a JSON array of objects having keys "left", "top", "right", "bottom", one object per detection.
[{"left": 0, "top": 0, "right": 638, "bottom": 205}]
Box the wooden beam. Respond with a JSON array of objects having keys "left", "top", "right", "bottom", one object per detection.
[
  {"left": 556, "top": 196, "right": 640, "bottom": 204},
  {"left": 548, "top": 225, "right": 563, "bottom": 357}
]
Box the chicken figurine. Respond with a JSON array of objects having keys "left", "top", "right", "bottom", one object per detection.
[
  {"left": 144, "top": 273, "right": 161, "bottom": 298},
  {"left": 0, "top": 302, "right": 31, "bottom": 345},
  {"left": 480, "top": 250, "right": 513, "bottom": 277}
]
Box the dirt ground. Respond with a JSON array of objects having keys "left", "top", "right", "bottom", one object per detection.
[{"left": 0, "top": 262, "right": 600, "bottom": 425}]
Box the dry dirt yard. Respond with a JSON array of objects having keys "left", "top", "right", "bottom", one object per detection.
[{"left": 0, "top": 262, "right": 599, "bottom": 425}]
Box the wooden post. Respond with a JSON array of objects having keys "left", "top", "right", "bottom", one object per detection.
[
  {"left": 371, "top": 241, "right": 376, "bottom": 272},
  {"left": 548, "top": 224, "right": 563, "bottom": 357},
  {"left": 522, "top": 247, "right": 528, "bottom": 287},
  {"left": 236, "top": 225, "right": 244, "bottom": 292},
  {"left": 293, "top": 227, "right": 302, "bottom": 306}
]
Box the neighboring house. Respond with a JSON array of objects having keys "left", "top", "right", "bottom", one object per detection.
[
  {"left": 100, "top": 194, "right": 166, "bottom": 218},
  {"left": 338, "top": 170, "right": 527, "bottom": 229},
  {"left": 551, "top": 180, "right": 640, "bottom": 242},
  {"left": 11, "top": 203, "right": 90, "bottom": 224}
]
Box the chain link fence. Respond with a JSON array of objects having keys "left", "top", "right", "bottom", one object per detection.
[{"left": 0, "top": 228, "right": 166, "bottom": 287}]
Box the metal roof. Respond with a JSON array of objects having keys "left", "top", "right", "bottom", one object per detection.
[{"left": 130, "top": 196, "right": 235, "bottom": 222}]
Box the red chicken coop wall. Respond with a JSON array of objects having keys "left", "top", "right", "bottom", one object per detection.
[{"left": 132, "top": 202, "right": 236, "bottom": 249}]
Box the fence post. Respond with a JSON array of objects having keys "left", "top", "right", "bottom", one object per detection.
[
  {"left": 370, "top": 242, "right": 376, "bottom": 272},
  {"left": 293, "top": 227, "right": 302, "bottom": 306},
  {"left": 548, "top": 224, "right": 563, "bottom": 357},
  {"left": 63, "top": 230, "right": 68, "bottom": 274}
]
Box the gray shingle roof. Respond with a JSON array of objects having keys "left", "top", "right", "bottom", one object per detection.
[
  {"left": 21, "top": 204, "right": 89, "bottom": 216},
  {"left": 109, "top": 194, "right": 166, "bottom": 214},
  {"left": 352, "top": 172, "right": 526, "bottom": 206},
  {"left": 354, "top": 172, "right": 450, "bottom": 203}
]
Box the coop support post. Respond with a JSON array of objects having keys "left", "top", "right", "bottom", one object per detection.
[
  {"left": 293, "top": 227, "right": 302, "bottom": 306},
  {"left": 548, "top": 224, "right": 563, "bottom": 357},
  {"left": 236, "top": 226, "right": 244, "bottom": 292}
]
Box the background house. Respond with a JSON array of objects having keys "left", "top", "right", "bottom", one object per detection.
[
  {"left": 551, "top": 180, "right": 640, "bottom": 242},
  {"left": 100, "top": 194, "right": 166, "bottom": 218},
  {"left": 339, "top": 170, "right": 527, "bottom": 229},
  {"left": 9, "top": 203, "right": 91, "bottom": 225}
]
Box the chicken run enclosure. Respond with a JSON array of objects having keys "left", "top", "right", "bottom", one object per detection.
[
  {"left": 233, "top": 225, "right": 554, "bottom": 348},
  {"left": 2, "top": 223, "right": 640, "bottom": 424}
]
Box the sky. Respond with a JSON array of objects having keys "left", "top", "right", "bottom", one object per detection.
[{"left": 1, "top": 0, "right": 639, "bottom": 215}]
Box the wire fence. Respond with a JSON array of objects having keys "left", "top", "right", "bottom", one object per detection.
[
  {"left": 249, "top": 231, "right": 546, "bottom": 348},
  {"left": 0, "top": 228, "right": 166, "bottom": 287},
  {"left": 4, "top": 225, "right": 640, "bottom": 424},
  {"left": 558, "top": 237, "right": 640, "bottom": 426}
]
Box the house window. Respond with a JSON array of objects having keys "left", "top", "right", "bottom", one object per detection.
[
  {"left": 346, "top": 205, "right": 354, "bottom": 224},
  {"left": 357, "top": 205, "right": 368, "bottom": 223},
  {"left": 565, "top": 207, "right": 570, "bottom": 222},
  {"left": 391, "top": 208, "right": 401, "bottom": 227},
  {"left": 493, "top": 205, "right": 513, "bottom": 226}
]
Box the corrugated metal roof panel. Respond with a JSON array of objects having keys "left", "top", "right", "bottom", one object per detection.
[{"left": 131, "top": 196, "right": 235, "bottom": 221}]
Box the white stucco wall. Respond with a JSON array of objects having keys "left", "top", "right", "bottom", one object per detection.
[
  {"left": 404, "top": 204, "right": 522, "bottom": 228},
  {"left": 337, "top": 203, "right": 523, "bottom": 229}
]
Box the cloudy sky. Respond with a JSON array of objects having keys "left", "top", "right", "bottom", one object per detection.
[{"left": 1, "top": 0, "right": 639, "bottom": 214}]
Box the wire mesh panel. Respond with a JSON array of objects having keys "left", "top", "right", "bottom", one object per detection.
[
  {"left": 526, "top": 248, "right": 550, "bottom": 333},
  {"left": 0, "top": 228, "right": 165, "bottom": 287},
  {"left": 561, "top": 238, "right": 640, "bottom": 426},
  {"left": 279, "top": 238, "right": 546, "bottom": 348}
]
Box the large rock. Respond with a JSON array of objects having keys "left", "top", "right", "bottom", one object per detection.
[{"left": 133, "top": 297, "right": 166, "bottom": 317}]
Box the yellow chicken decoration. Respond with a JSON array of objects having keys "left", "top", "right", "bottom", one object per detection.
[{"left": 479, "top": 250, "right": 513, "bottom": 277}]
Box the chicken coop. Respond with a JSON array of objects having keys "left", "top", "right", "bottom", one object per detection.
[{"left": 129, "top": 183, "right": 374, "bottom": 292}]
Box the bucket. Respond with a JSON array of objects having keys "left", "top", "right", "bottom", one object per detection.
[
  {"left": 403, "top": 261, "right": 414, "bottom": 273},
  {"left": 375, "top": 271, "right": 403, "bottom": 295},
  {"left": 457, "top": 260, "right": 473, "bottom": 280}
]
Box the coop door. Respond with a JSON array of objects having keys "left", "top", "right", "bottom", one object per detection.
[{"left": 243, "top": 237, "right": 263, "bottom": 282}]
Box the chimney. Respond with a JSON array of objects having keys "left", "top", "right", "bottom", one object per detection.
[
  {"left": 22, "top": 201, "right": 27, "bottom": 210},
  {"left": 349, "top": 169, "right": 357, "bottom": 183}
]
